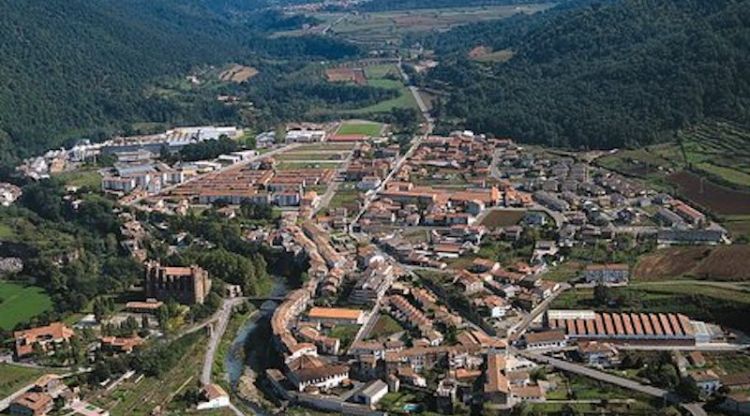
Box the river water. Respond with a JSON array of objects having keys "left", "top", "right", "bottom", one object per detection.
[{"left": 224, "top": 276, "right": 288, "bottom": 413}]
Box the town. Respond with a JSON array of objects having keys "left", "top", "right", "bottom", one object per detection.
[{"left": 1, "top": 112, "right": 748, "bottom": 416}]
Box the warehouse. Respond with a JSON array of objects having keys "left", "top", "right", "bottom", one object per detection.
[{"left": 546, "top": 310, "right": 700, "bottom": 346}]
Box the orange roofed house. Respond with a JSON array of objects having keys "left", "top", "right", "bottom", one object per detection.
[
  {"left": 14, "top": 322, "right": 75, "bottom": 358},
  {"left": 307, "top": 307, "right": 366, "bottom": 325}
]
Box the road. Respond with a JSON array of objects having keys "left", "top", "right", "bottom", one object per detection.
[
  {"left": 507, "top": 283, "right": 569, "bottom": 341},
  {"left": 200, "top": 297, "right": 248, "bottom": 416},
  {"left": 521, "top": 351, "right": 707, "bottom": 416},
  {"left": 349, "top": 62, "right": 433, "bottom": 232}
]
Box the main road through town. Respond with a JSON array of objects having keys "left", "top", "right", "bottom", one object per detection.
[{"left": 349, "top": 61, "right": 434, "bottom": 232}]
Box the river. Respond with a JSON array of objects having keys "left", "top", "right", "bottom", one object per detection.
[{"left": 224, "top": 275, "right": 288, "bottom": 414}]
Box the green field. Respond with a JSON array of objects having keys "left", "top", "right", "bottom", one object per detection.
[
  {"left": 367, "top": 314, "right": 404, "bottom": 340},
  {"left": 680, "top": 121, "right": 750, "bottom": 189},
  {"left": 54, "top": 168, "right": 102, "bottom": 190},
  {"left": 0, "top": 281, "right": 53, "bottom": 330},
  {"left": 328, "top": 324, "right": 360, "bottom": 350},
  {"left": 336, "top": 120, "right": 384, "bottom": 136}
]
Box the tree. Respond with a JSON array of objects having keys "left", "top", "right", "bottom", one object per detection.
[
  {"left": 593, "top": 284, "right": 612, "bottom": 306},
  {"left": 676, "top": 377, "right": 701, "bottom": 401}
]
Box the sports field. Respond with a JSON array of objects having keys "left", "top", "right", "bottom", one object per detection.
[
  {"left": 0, "top": 281, "right": 53, "bottom": 330},
  {"left": 337, "top": 121, "right": 383, "bottom": 136}
]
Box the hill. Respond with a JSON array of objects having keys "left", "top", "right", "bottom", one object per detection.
[
  {"left": 423, "top": 0, "right": 750, "bottom": 149},
  {"left": 0, "top": 0, "right": 358, "bottom": 165}
]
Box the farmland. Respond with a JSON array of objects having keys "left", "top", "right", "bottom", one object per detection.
[
  {"left": 278, "top": 4, "right": 554, "bottom": 47},
  {"left": 349, "top": 64, "right": 417, "bottom": 114},
  {"left": 679, "top": 121, "right": 750, "bottom": 189},
  {"left": 668, "top": 170, "right": 750, "bottom": 216},
  {"left": 633, "top": 245, "right": 750, "bottom": 281},
  {"left": 218, "top": 64, "right": 258, "bottom": 83},
  {"left": 0, "top": 281, "right": 53, "bottom": 330},
  {"left": 93, "top": 332, "right": 207, "bottom": 416},
  {"left": 480, "top": 209, "right": 526, "bottom": 228}
]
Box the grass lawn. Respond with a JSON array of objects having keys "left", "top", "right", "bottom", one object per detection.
[
  {"left": 0, "top": 281, "right": 53, "bottom": 330},
  {"left": 336, "top": 121, "right": 383, "bottom": 136},
  {"left": 328, "top": 324, "right": 360, "bottom": 350},
  {"left": 54, "top": 168, "right": 101, "bottom": 190},
  {"left": 328, "top": 188, "right": 360, "bottom": 210},
  {"left": 543, "top": 261, "right": 584, "bottom": 282},
  {"left": 367, "top": 314, "right": 404, "bottom": 340},
  {"left": 0, "top": 364, "right": 57, "bottom": 398}
]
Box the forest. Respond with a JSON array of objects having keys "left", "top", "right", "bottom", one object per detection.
[
  {"left": 0, "top": 0, "right": 360, "bottom": 166},
  {"left": 422, "top": 0, "right": 750, "bottom": 149}
]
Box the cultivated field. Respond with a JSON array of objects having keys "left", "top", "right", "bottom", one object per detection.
[
  {"left": 468, "top": 46, "right": 515, "bottom": 63},
  {"left": 480, "top": 209, "right": 526, "bottom": 228},
  {"left": 218, "top": 64, "right": 258, "bottom": 83},
  {"left": 633, "top": 246, "right": 750, "bottom": 281},
  {"left": 680, "top": 121, "right": 750, "bottom": 189},
  {"left": 93, "top": 332, "right": 206, "bottom": 416},
  {"left": 281, "top": 4, "right": 553, "bottom": 46},
  {"left": 0, "top": 281, "right": 53, "bottom": 330},
  {"left": 668, "top": 170, "right": 750, "bottom": 216}
]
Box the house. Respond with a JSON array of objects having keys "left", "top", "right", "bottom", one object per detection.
[
  {"left": 197, "top": 384, "right": 230, "bottom": 410},
  {"left": 577, "top": 341, "right": 619, "bottom": 368},
  {"left": 689, "top": 370, "right": 722, "bottom": 397},
  {"left": 687, "top": 351, "right": 706, "bottom": 368},
  {"left": 583, "top": 264, "right": 629, "bottom": 285},
  {"left": 455, "top": 271, "right": 484, "bottom": 295},
  {"left": 99, "top": 336, "right": 144, "bottom": 354},
  {"left": 524, "top": 330, "right": 567, "bottom": 350},
  {"left": 10, "top": 392, "right": 54, "bottom": 416},
  {"left": 287, "top": 355, "right": 350, "bottom": 392},
  {"left": 14, "top": 323, "right": 75, "bottom": 358}
]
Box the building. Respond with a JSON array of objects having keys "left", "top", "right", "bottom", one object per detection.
[
  {"left": 10, "top": 392, "right": 54, "bottom": 416},
  {"left": 144, "top": 261, "right": 212, "bottom": 305},
  {"left": 351, "top": 379, "right": 389, "bottom": 407},
  {"left": 689, "top": 370, "right": 722, "bottom": 397},
  {"left": 307, "top": 307, "right": 366, "bottom": 325},
  {"left": 287, "top": 355, "right": 350, "bottom": 392},
  {"left": 197, "top": 384, "right": 230, "bottom": 410},
  {"left": 576, "top": 341, "right": 619, "bottom": 368},
  {"left": 524, "top": 330, "right": 567, "bottom": 350},
  {"left": 547, "top": 310, "right": 699, "bottom": 346},
  {"left": 125, "top": 299, "right": 163, "bottom": 314},
  {"left": 583, "top": 264, "right": 629, "bottom": 285},
  {"left": 99, "top": 336, "right": 144, "bottom": 354},
  {"left": 14, "top": 323, "right": 75, "bottom": 358}
]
